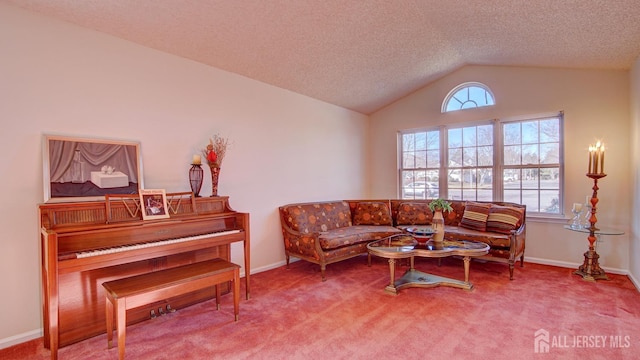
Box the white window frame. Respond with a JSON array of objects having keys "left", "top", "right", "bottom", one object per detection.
[
  {"left": 499, "top": 113, "right": 564, "bottom": 215},
  {"left": 398, "top": 112, "right": 564, "bottom": 216},
  {"left": 442, "top": 82, "right": 495, "bottom": 113},
  {"left": 444, "top": 121, "right": 495, "bottom": 202}
]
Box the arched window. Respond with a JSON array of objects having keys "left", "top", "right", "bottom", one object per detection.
[{"left": 442, "top": 82, "right": 495, "bottom": 113}]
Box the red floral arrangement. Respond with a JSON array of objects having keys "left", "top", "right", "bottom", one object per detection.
[
  {"left": 202, "top": 134, "right": 229, "bottom": 168},
  {"left": 205, "top": 144, "right": 218, "bottom": 163}
]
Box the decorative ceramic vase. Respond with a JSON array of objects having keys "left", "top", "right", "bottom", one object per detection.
[
  {"left": 210, "top": 165, "right": 221, "bottom": 197},
  {"left": 432, "top": 209, "right": 445, "bottom": 242}
]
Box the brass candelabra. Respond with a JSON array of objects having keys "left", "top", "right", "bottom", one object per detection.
[{"left": 573, "top": 173, "right": 608, "bottom": 281}]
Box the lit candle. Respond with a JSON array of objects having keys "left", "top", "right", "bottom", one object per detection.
[
  {"left": 192, "top": 154, "right": 201, "bottom": 165},
  {"left": 600, "top": 144, "right": 604, "bottom": 174},
  {"left": 595, "top": 142, "right": 600, "bottom": 174},
  {"left": 588, "top": 146, "right": 593, "bottom": 173}
]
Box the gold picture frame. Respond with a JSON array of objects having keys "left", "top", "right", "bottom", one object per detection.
[
  {"left": 43, "top": 134, "right": 144, "bottom": 203},
  {"left": 139, "top": 189, "right": 170, "bottom": 220}
]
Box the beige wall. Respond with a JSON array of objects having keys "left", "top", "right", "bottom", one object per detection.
[
  {"left": 631, "top": 56, "right": 640, "bottom": 285},
  {"left": 369, "top": 65, "right": 632, "bottom": 272},
  {"left": 0, "top": 4, "right": 369, "bottom": 346},
  {"left": 2, "top": 1, "right": 638, "bottom": 349}
]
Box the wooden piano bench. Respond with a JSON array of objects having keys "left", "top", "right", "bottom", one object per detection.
[{"left": 102, "top": 258, "right": 240, "bottom": 360}]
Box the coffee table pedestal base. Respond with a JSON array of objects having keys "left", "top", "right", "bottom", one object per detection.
[
  {"left": 385, "top": 268, "right": 473, "bottom": 294},
  {"left": 368, "top": 237, "right": 488, "bottom": 295}
]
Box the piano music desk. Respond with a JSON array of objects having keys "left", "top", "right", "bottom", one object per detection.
[{"left": 102, "top": 258, "right": 240, "bottom": 360}]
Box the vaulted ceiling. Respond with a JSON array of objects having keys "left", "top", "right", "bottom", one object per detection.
[{"left": 5, "top": 0, "right": 640, "bottom": 114}]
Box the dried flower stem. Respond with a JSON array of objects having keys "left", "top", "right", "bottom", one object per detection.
[{"left": 202, "top": 134, "right": 230, "bottom": 167}]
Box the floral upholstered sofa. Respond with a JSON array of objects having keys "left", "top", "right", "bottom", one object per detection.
[
  {"left": 278, "top": 201, "right": 402, "bottom": 281},
  {"left": 279, "top": 199, "right": 526, "bottom": 281}
]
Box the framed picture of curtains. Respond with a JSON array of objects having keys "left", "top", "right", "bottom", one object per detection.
[{"left": 42, "top": 135, "right": 144, "bottom": 202}]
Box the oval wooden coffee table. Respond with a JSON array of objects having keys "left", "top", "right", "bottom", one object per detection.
[{"left": 367, "top": 234, "right": 489, "bottom": 294}]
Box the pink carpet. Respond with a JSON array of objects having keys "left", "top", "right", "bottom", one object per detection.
[{"left": 2, "top": 256, "right": 639, "bottom": 359}]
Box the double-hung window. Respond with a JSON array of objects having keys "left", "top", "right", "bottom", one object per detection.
[
  {"left": 446, "top": 123, "right": 494, "bottom": 202},
  {"left": 401, "top": 130, "right": 441, "bottom": 199},
  {"left": 501, "top": 116, "right": 562, "bottom": 213},
  {"left": 399, "top": 113, "right": 564, "bottom": 215}
]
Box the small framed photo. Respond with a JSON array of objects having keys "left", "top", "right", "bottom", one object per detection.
[{"left": 139, "top": 189, "right": 170, "bottom": 220}]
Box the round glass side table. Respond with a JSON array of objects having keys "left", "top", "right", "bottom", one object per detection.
[{"left": 563, "top": 225, "right": 624, "bottom": 281}]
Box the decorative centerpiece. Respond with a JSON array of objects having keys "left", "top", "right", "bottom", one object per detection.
[
  {"left": 428, "top": 198, "right": 453, "bottom": 242},
  {"left": 203, "top": 134, "right": 229, "bottom": 197}
]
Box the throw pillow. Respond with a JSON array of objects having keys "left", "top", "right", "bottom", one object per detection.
[
  {"left": 396, "top": 202, "right": 433, "bottom": 225},
  {"left": 283, "top": 201, "right": 352, "bottom": 233},
  {"left": 459, "top": 202, "right": 492, "bottom": 232},
  {"left": 486, "top": 205, "right": 524, "bottom": 234},
  {"left": 352, "top": 201, "right": 393, "bottom": 226}
]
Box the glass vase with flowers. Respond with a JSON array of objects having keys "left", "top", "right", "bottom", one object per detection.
[{"left": 202, "top": 134, "right": 229, "bottom": 196}]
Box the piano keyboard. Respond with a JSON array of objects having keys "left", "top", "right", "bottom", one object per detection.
[{"left": 76, "top": 229, "right": 241, "bottom": 259}]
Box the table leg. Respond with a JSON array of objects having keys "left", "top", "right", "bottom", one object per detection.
[
  {"left": 463, "top": 256, "right": 470, "bottom": 283},
  {"left": 215, "top": 284, "right": 221, "bottom": 310},
  {"left": 388, "top": 259, "right": 396, "bottom": 288},
  {"left": 106, "top": 296, "right": 113, "bottom": 348},
  {"left": 233, "top": 268, "right": 240, "bottom": 321},
  {"left": 116, "top": 299, "right": 126, "bottom": 360},
  {"left": 410, "top": 256, "right": 415, "bottom": 271}
]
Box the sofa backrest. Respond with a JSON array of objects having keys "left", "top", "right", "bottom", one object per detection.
[
  {"left": 350, "top": 201, "right": 393, "bottom": 226},
  {"left": 390, "top": 199, "right": 465, "bottom": 226},
  {"left": 390, "top": 199, "right": 525, "bottom": 229},
  {"left": 445, "top": 201, "right": 467, "bottom": 226},
  {"left": 279, "top": 201, "right": 352, "bottom": 234},
  {"left": 393, "top": 201, "right": 433, "bottom": 225},
  {"left": 281, "top": 199, "right": 526, "bottom": 234}
]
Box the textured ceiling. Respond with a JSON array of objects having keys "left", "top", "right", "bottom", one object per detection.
[{"left": 5, "top": 0, "right": 640, "bottom": 114}]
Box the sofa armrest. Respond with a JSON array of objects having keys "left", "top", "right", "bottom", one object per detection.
[
  {"left": 508, "top": 222, "right": 526, "bottom": 259},
  {"left": 279, "top": 217, "right": 325, "bottom": 262}
]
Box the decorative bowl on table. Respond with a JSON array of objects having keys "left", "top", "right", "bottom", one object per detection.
[
  {"left": 406, "top": 226, "right": 436, "bottom": 236},
  {"left": 387, "top": 234, "right": 417, "bottom": 247}
]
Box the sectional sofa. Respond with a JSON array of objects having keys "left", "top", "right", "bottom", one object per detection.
[{"left": 279, "top": 199, "right": 526, "bottom": 280}]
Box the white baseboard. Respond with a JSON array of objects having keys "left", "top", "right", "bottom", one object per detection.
[
  {"left": 628, "top": 272, "right": 640, "bottom": 291},
  {"left": 524, "top": 256, "right": 580, "bottom": 269},
  {"left": 525, "top": 257, "right": 638, "bottom": 291},
  {"left": 0, "top": 328, "right": 42, "bottom": 350},
  {"left": 249, "top": 260, "right": 289, "bottom": 274}
]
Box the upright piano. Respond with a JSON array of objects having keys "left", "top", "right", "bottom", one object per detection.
[{"left": 39, "top": 193, "right": 250, "bottom": 360}]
